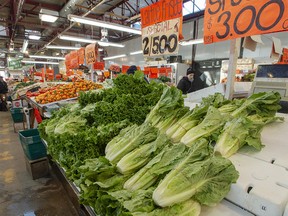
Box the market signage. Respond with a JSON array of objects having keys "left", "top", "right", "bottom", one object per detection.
[
  {"left": 204, "top": 0, "right": 288, "bottom": 44},
  {"left": 8, "top": 58, "right": 24, "bottom": 69},
  {"left": 140, "top": 0, "right": 183, "bottom": 57},
  {"left": 85, "top": 43, "right": 98, "bottom": 65}
]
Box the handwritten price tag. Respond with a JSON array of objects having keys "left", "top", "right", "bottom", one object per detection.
[
  {"left": 85, "top": 43, "right": 98, "bottom": 65},
  {"left": 204, "top": 0, "right": 288, "bottom": 44},
  {"left": 142, "top": 18, "right": 180, "bottom": 57}
]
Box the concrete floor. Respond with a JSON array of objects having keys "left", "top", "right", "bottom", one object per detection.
[{"left": 0, "top": 111, "right": 80, "bottom": 216}]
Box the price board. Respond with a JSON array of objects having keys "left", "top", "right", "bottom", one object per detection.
[
  {"left": 85, "top": 43, "right": 98, "bottom": 65},
  {"left": 142, "top": 18, "right": 180, "bottom": 56},
  {"left": 204, "top": 0, "right": 288, "bottom": 44},
  {"left": 140, "top": 0, "right": 183, "bottom": 57}
]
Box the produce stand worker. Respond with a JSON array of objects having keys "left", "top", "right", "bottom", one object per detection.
[
  {"left": 177, "top": 67, "right": 207, "bottom": 95},
  {"left": 0, "top": 76, "right": 8, "bottom": 111},
  {"left": 177, "top": 68, "right": 195, "bottom": 94}
]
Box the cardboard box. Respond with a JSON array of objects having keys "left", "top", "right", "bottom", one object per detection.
[{"left": 25, "top": 156, "right": 50, "bottom": 180}]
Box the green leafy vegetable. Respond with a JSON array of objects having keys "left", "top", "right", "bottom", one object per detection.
[
  {"left": 180, "top": 107, "right": 229, "bottom": 146},
  {"left": 145, "top": 86, "right": 184, "bottom": 127},
  {"left": 231, "top": 91, "right": 281, "bottom": 117},
  {"left": 105, "top": 123, "right": 158, "bottom": 164},
  {"left": 124, "top": 144, "right": 187, "bottom": 191},
  {"left": 117, "top": 134, "right": 171, "bottom": 175},
  {"left": 153, "top": 156, "right": 239, "bottom": 207},
  {"left": 133, "top": 199, "right": 201, "bottom": 216}
]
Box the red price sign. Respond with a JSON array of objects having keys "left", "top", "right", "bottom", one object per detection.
[{"left": 204, "top": 0, "right": 288, "bottom": 44}]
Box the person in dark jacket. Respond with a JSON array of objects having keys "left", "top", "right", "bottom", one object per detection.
[
  {"left": 126, "top": 65, "right": 149, "bottom": 83},
  {"left": 0, "top": 76, "right": 8, "bottom": 111},
  {"left": 177, "top": 68, "right": 195, "bottom": 94},
  {"left": 177, "top": 67, "right": 207, "bottom": 94},
  {"left": 126, "top": 65, "right": 138, "bottom": 75}
]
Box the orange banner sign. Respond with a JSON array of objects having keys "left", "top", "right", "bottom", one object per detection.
[
  {"left": 140, "top": 0, "right": 182, "bottom": 29},
  {"left": 204, "top": 0, "right": 288, "bottom": 44},
  {"left": 85, "top": 43, "right": 98, "bottom": 65}
]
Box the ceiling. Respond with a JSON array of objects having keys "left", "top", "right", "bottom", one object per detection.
[{"left": 0, "top": 0, "right": 205, "bottom": 55}]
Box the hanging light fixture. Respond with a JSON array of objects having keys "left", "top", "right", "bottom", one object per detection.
[
  {"left": 59, "top": 35, "right": 125, "bottom": 48},
  {"left": 39, "top": 8, "right": 59, "bottom": 23},
  {"left": 68, "top": 14, "right": 141, "bottom": 35}
]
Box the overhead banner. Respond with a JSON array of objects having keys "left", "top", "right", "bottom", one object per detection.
[
  {"left": 85, "top": 43, "right": 98, "bottom": 65},
  {"left": 204, "top": 0, "right": 288, "bottom": 44},
  {"left": 140, "top": 0, "right": 183, "bottom": 57}
]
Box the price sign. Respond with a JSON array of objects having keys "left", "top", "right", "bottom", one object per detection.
[
  {"left": 140, "top": 0, "right": 183, "bottom": 57},
  {"left": 204, "top": 0, "right": 288, "bottom": 44},
  {"left": 85, "top": 43, "right": 98, "bottom": 65},
  {"left": 142, "top": 18, "right": 180, "bottom": 56}
]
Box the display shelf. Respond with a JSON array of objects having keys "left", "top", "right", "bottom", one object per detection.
[{"left": 42, "top": 139, "right": 97, "bottom": 216}]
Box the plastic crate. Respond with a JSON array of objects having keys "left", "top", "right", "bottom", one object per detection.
[
  {"left": 10, "top": 108, "right": 24, "bottom": 123},
  {"left": 19, "top": 129, "right": 47, "bottom": 160}
]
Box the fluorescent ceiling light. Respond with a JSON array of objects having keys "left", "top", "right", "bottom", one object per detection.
[
  {"left": 59, "top": 35, "right": 125, "bottom": 48},
  {"left": 103, "top": 54, "right": 126, "bottom": 60},
  {"left": 130, "top": 50, "right": 143, "bottom": 55},
  {"left": 21, "top": 40, "right": 29, "bottom": 53},
  {"left": 98, "top": 41, "right": 124, "bottom": 48},
  {"left": 179, "top": 38, "right": 204, "bottom": 46},
  {"left": 22, "top": 60, "right": 59, "bottom": 65},
  {"left": 59, "top": 35, "right": 95, "bottom": 43},
  {"left": 29, "top": 55, "right": 65, "bottom": 60},
  {"left": 68, "top": 14, "right": 141, "bottom": 35},
  {"left": 28, "top": 35, "right": 41, "bottom": 40},
  {"left": 39, "top": 8, "right": 59, "bottom": 23},
  {"left": 46, "top": 45, "right": 81, "bottom": 50}
]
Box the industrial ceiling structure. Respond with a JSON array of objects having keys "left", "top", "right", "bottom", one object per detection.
[{"left": 0, "top": 0, "right": 205, "bottom": 56}]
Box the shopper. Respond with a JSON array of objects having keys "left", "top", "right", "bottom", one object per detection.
[
  {"left": 127, "top": 65, "right": 149, "bottom": 83},
  {"left": 0, "top": 76, "right": 8, "bottom": 111},
  {"left": 177, "top": 68, "right": 195, "bottom": 94}
]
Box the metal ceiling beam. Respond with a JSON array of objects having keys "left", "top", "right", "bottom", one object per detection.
[
  {"left": 0, "top": 0, "right": 9, "bottom": 10},
  {"left": 125, "top": 2, "right": 138, "bottom": 14},
  {"left": 25, "top": 0, "right": 63, "bottom": 11},
  {"left": 106, "top": 0, "right": 129, "bottom": 13},
  {"left": 0, "top": 20, "right": 67, "bottom": 31},
  {"left": 37, "top": 0, "right": 111, "bottom": 53}
]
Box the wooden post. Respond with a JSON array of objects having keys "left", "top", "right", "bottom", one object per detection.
[{"left": 225, "top": 39, "right": 239, "bottom": 99}]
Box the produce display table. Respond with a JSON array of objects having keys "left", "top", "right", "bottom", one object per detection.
[
  {"left": 42, "top": 140, "right": 96, "bottom": 216},
  {"left": 21, "top": 95, "right": 77, "bottom": 117}
]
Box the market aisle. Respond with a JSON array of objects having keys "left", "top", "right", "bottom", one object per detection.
[{"left": 0, "top": 111, "right": 79, "bottom": 216}]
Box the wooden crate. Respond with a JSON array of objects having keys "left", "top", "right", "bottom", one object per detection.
[{"left": 25, "top": 156, "right": 50, "bottom": 180}]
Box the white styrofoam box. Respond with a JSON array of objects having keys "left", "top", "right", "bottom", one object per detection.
[
  {"left": 239, "top": 113, "right": 288, "bottom": 169},
  {"left": 234, "top": 82, "right": 253, "bottom": 93},
  {"left": 285, "top": 203, "right": 288, "bottom": 216},
  {"left": 201, "top": 199, "right": 254, "bottom": 216},
  {"left": 186, "top": 83, "right": 225, "bottom": 103},
  {"left": 227, "top": 154, "right": 288, "bottom": 216}
]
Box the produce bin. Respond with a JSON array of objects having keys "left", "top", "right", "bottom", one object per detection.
[
  {"left": 10, "top": 108, "right": 25, "bottom": 132},
  {"left": 18, "top": 129, "right": 47, "bottom": 160}
]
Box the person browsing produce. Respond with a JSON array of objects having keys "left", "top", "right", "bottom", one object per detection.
[
  {"left": 0, "top": 76, "right": 8, "bottom": 111},
  {"left": 127, "top": 65, "right": 149, "bottom": 83}
]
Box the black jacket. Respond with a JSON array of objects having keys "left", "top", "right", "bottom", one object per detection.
[
  {"left": 177, "top": 77, "right": 193, "bottom": 94},
  {"left": 177, "top": 76, "right": 207, "bottom": 95},
  {"left": 0, "top": 81, "right": 8, "bottom": 94}
]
